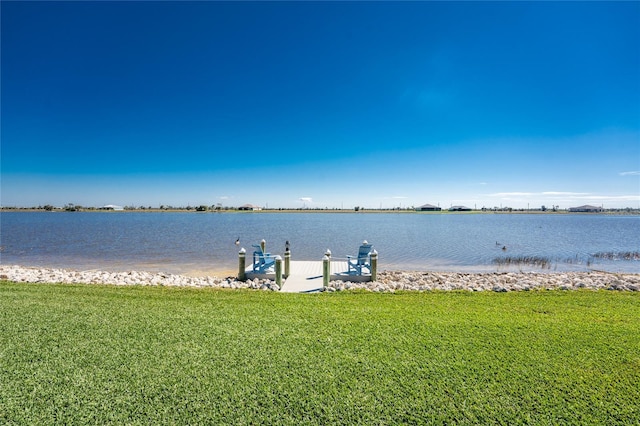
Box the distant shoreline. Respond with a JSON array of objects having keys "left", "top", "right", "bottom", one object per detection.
[{"left": 2, "top": 207, "right": 639, "bottom": 215}]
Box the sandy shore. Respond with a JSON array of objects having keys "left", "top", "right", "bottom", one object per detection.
[{"left": 2, "top": 265, "right": 639, "bottom": 292}]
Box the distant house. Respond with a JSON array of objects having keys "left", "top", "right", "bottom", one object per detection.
[
  {"left": 99, "top": 204, "right": 124, "bottom": 211},
  {"left": 416, "top": 203, "right": 442, "bottom": 211},
  {"left": 569, "top": 205, "right": 603, "bottom": 213},
  {"left": 238, "top": 204, "right": 263, "bottom": 211},
  {"left": 449, "top": 205, "right": 472, "bottom": 212}
]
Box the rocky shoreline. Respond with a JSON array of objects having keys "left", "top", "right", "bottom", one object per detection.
[
  {"left": 328, "top": 270, "right": 640, "bottom": 292},
  {"left": 0, "top": 265, "right": 282, "bottom": 291},
  {"left": 2, "top": 265, "right": 639, "bottom": 292}
]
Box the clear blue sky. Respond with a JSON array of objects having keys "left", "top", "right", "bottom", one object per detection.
[{"left": 2, "top": 1, "right": 639, "bottom": 209}]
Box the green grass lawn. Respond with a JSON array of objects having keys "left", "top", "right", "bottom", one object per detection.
[{"left": 1, "top": 282, "right": 638, "bottom": 425}]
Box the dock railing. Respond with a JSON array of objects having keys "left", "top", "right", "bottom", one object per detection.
[{"left": 321, "top": 248, "right": 378, "bottom": 288}]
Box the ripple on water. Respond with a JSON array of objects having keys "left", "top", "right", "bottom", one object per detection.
[{"left": 1, "top": 212, "right": 638, "bottom": 274}]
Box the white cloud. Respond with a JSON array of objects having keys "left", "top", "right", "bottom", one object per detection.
[
  {"left": 491, "top": 191, "right": 590, "bottom": 198},
  {"left": 619, "top": 171, "right": 640, "bottom": 176},
  {"left": 573, "top": 194, "right": 640, "bottom": 201},
  {"left": 299, "top": 197, "right": 313, "bottom": 203},
  {"left": 542, "top": 192, "right": 589, "bottom": 196},
  {"left": 489, "top": 192, "right": 534, "bottom": 197}
]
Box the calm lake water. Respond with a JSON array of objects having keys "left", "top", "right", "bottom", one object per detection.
[{"left": 1, "top": 212, "right": 639, "bottom": 275}]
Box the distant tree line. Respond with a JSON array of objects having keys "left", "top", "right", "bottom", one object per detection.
[{"left": 1, "top": 205, "right": 639, "bottom": 214}]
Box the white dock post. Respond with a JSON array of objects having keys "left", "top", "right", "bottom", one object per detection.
[
  {"left": 261, "top": 239, "right": 266, "bottom": 253},
  {"left": 370, "top": 249, "right": 378, "bottom": 282},
  {"left": 323, "top": 254, "right": 330, "bottom": 288},
  {"left": 275, "top": 256, "right": 283, "bottom": 287},
  {"left": 238, "top": 248, "right": 246, "bottom": 281},
  {"left": 284, "top": 249, "right": 290, "bottom": 278}
]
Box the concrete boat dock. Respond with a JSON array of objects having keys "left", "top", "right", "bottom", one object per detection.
[{"left": 245, "top": 260, "right": 371, "bottom": 293}]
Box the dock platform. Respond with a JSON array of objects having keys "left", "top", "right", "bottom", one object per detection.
[{"left": 245, "top": 261, "right": 371, "bottom": 293}]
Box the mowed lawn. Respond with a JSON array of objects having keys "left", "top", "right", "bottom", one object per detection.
[{"left": 1, "top": 282, "right": 638, "bottom": 425}]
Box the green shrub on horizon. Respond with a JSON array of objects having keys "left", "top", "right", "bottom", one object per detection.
[{"left": 0, "top": 282, "right": 638, "bottom": 424}]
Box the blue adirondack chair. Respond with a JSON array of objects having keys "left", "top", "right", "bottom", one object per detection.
[
  {"left": 252, "top": 244, "right": 276, "bottom": 273},
  {"left": 347, "top": 242, "right": 373, "bottom": 275}
]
